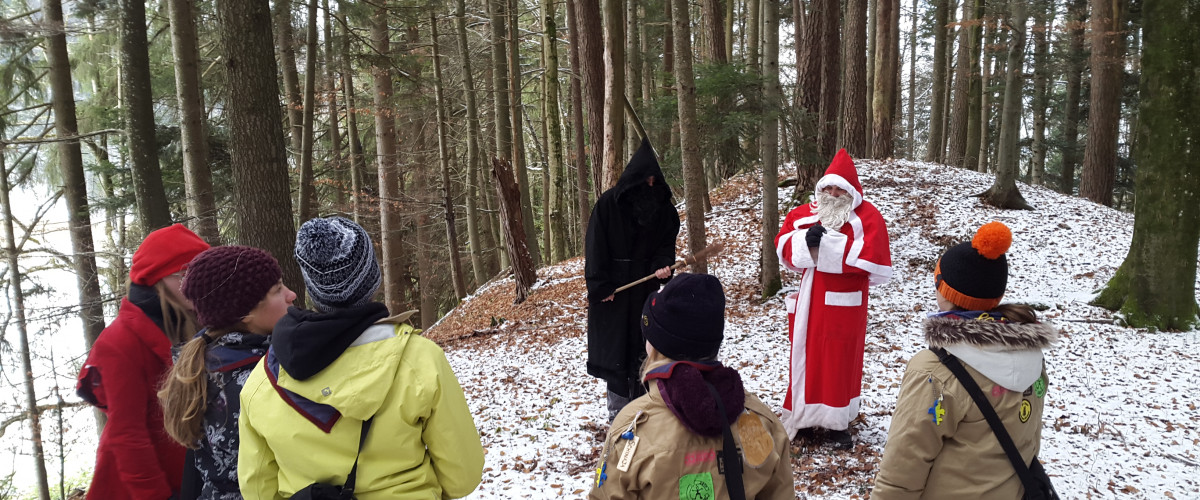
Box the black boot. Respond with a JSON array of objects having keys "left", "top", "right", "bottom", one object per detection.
[{"left": 827, "top": 429, "right": 853, "bottom": 450}]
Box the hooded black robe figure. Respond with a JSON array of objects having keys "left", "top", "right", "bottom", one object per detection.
[{"left": 585, "top": 138, "right": 681, "bottom": 421}]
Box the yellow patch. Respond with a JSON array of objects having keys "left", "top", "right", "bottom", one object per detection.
[
  {"left": 1019, "top": 399, "right": 1032, "bottom": 423},
  {"left": 735, "top": 412, "right": 774, "bottom": 468}
]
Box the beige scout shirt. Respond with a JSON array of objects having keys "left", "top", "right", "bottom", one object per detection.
[
  {"left": 872, "top": 349, "right": 1048, "bottom": 500},
  {"left": 589, "top": 383, "right": 795, "bottom": 500}
]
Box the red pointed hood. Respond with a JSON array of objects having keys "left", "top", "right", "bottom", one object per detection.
[{"left": 814, "top": 149, "right": 864, "bottom": 208}]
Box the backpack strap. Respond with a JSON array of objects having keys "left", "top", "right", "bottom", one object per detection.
[
  {"left": 339, "top": 417, "right": 373, "bottom": 500},
  {"left": 703, "top": 381, "right": 745, "bottom": 500},
  {"left": 933, "top": 348, "right": 1044, "bottom": 498}
]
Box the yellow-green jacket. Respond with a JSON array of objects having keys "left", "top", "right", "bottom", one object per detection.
[
  {"left": 872, "top": 313, "right": 1057, "bottom": 500},
  {"left": 238, "top": 319, "right": 483, "bottom": 499}
]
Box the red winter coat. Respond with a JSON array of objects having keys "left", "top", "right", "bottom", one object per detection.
[{"left": 77, "top": 297, "right": 184, "bottom": 500}]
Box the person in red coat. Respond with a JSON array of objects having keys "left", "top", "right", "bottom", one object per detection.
[
  {"left": 775, "top": 150, "right": 892, "bottom": 449},
  {"left": 77, "top": 224, "right": 210, "bottom": 499}
]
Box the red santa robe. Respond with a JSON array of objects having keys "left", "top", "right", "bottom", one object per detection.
[{"left": 774, "top": 149, "right": 891, "bottom": 436}]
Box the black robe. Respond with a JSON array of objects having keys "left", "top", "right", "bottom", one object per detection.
[{"left": 585, "top": 139, "right": 680, "bottom": 397}]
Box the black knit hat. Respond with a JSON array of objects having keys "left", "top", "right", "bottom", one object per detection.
[
  {"left": 182, "top": 246, "right": 282, "bottom": 329},
  {"left": 295, "top": 216, "right": 381, "bottom": 311},
  {"left": 641, "top": 273, "right": 726, "bottom": 361},
  {"left": 935, "top": 221, "right": 1012, "bottom": 311}
]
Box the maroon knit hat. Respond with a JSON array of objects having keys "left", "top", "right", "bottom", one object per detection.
[
  {"left": 182, "top": 246, "right": 282, "bottom": 329},
  {"left": 130, "top": 224, "right": 210, "bottom": 286}
]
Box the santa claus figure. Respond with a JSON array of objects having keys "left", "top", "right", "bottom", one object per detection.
[{"left": 775, "top": 149, "right": 892, "bottom": 448}]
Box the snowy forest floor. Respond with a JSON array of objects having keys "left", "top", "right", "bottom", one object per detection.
[{"left": 425, "top": 159, "right": 1200, "bottom": 499}]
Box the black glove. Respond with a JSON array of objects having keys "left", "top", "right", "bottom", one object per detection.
[{"left": 805, "top": 223, "right": 826, "bottom": 248}]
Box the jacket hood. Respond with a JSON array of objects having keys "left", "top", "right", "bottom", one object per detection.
[
  {"left": 613, "top": 138, "right": 671, "bottom": 202},
  {"left": 924, "top": 314, "right": 1057, "bottom": 391},
  {"left": 272, "top": 302, "right": 389, "bottom": 380},
  {"left": 645, "top": 361, "right": 745, "bottom": 437},
  {"left": 270, "top": 322, "right": 416, "bottom": 425}
]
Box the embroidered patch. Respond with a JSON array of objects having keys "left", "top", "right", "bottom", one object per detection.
[
  {"left": 735, "top": 412, "right": 774, "bottom": 468},
  {"left": 616, "top": 436, "right": 640, "bottom": 472},
  {"left": 595, "top": 461, "right": 607, "bottom": 487},
  {"left": 992, "top": 385, "right": 1007, "bottom": 398},
  {"left": 679, "top": 472, "right": 715, "bottom": 500},
  {"left": 928, "top": 398, "right": 945, "bottom": 425},
  {"left": 1033, "top": 376, "right": 1047, "bottom": 398},
  {"left": 1019, "top": 399, "right": 1032, "bottom": 423},
  {"left": 643, "top": 314, "right": 649, "bottom": 327}
]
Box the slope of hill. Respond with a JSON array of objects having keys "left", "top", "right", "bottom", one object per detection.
[{"left": 429, "top": 158, "right": 1200, "bottom": 499}]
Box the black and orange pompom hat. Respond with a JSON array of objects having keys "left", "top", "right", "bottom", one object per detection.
[{"left": 934, "top": 222, "right": 1012, "bottom": 311}]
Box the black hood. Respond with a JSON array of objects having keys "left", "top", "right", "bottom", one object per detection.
[
  {"left": 271, "top": 302, "right": 389, "bottom": 380},
  {"left": 614, "top": 138, "right": 672, "bottom": 204}
]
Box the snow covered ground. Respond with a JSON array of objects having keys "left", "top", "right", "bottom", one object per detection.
[{"left": 428, "top": 159, "right": 1200, "bottom": 499}]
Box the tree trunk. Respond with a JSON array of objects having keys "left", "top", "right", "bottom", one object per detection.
[
  {"left": 871, "top": 0, "right": 899, "bottom": 158},
  {"left": 866, "top": 0, "right": 878, "bottom": 148},
  {"left": 370, "top": 5, "right": 405, "bottom": 312},
  {"left": 979, "top": 0, "right": 1031, "bottom": 210},
  {"left": 939, "top": 1, "right": 957, "bottom": 159},
  {"left": 1092, "top": 0, "right": 1200, "bottom": 330},
  {"left": 1079, "top": 0, "right": 1126, "bottom": 206},
  {"left": 543, "top": 0, "right": 568, "bottom": 263},
  {"left": 945, "top": 0, "right": 974, "bottom": 167},
  {"left": 566, "top": 0, "right": 592, "bottom": 254},
  {"left": 602, "top": 0, "right": 626, "bottom": 190},
  {"left": 297, "top": 0, "right": 319, "bottom": 221},
  {"left": 491, "top": 159, "right": 538, "bottom": 303},
  {"left": 963, "top": 0, "right": 983, "bottom": 170},
  {"left": 321, "top": 0, "right": 343, "bottom": 212},
  {"left": 508, "top": 0, "right": 541, "bottom": 267},
  {"left": 0, "top": 155, "right": 52, "bottom": 500},
  {"left": 1029, "top": 0, "right": 1052, "bottom": 185},
  {"left": 43, "top": 0, "right": 107, "bottom": 352},
  {"left": 1059, "top": 0, "right": 1086, "bottom": 194},
  {"left": 626, "top": 0, "right": 642, "bottom": 156},
  {"left": 577, "top": 0, "right": 605, "bottom": 197},
  {"left": 977, "top": 16, "right": 995, "bottom": 173},
  {"left": 840, "top": 0, "right": 868, "bottom": 156},
  {"left": 456, "top": 0, "right": 490, "bottom": 285},
  {"left": 340, "top": 13, "right": 367, "bottom": 222},
  {"left": 672, "top": 0, "right": 709, "bottom": 275},
  {"left": 120, "top": 0, "right": 171, "bottom": 233},
  {"left": 924, "top": 0, "right": 950, "bottom": 163},
  {"left": 906, "top": 0, "right": 917, "bottom": 158},
  {"left": 817, "top": 0, "right": 840, "bottom": 160},
  {"left": 745, "top": 0, "right": 762, "bottom": 158},
  {"left": 431, "top": 15, "right": 468, "bottom": 300},
  {"left": 167, "top": 0, "right": 220, "bottom": 243},
  {"left": 273, "top": 0, "right": 303, "bottom": 157},
  {"left": 216, "top": 0, "right": 305, "bottom": 300},
  {"left": 795, "top": 0, "right": 826, "bottom": 185},
  {"left": 761, "top": 0, "right": 782, "bottom": 298}
]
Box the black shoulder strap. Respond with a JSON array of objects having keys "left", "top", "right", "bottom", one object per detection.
[
  {"left": 340, "top": 417, "right": 374, "bottom": 500},
  {"left": 934, "top": 348, "right": 1042, "bottom": 497},
  {"left": 703, "top": 381, "right": 746, "bottom": 500}
]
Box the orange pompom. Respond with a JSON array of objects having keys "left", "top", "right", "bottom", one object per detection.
[{"left": 971, "top": 221, "right": 1012, "bottom": 260}]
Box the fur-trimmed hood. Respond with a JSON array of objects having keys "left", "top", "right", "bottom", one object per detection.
[{"left": 924, "top": 315, "right": 1058, "bottom": 391}]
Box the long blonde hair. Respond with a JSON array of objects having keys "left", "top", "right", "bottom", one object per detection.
[
  {"left": 153, "top": 280, "right": 199, "bottom": 344},
  {"left": 158, "top": 324, "right": 243, "bottom": 448}
]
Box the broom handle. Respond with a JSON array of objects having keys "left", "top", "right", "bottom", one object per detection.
[{"left": 610, "top": 244, "right": 722, "bottom": 295}]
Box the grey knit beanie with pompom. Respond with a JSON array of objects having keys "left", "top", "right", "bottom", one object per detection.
[{"left": 294, "top": 216, "right": 382, "bottom": 311}]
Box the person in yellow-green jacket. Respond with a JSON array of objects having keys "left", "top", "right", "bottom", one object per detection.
[{"left": 238, "top": 216, "right": 484, "bottom": 499}]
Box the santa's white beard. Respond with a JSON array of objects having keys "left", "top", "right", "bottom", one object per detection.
[{"left": 814, "top": 191, "right": 854, "bottom": 230}]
